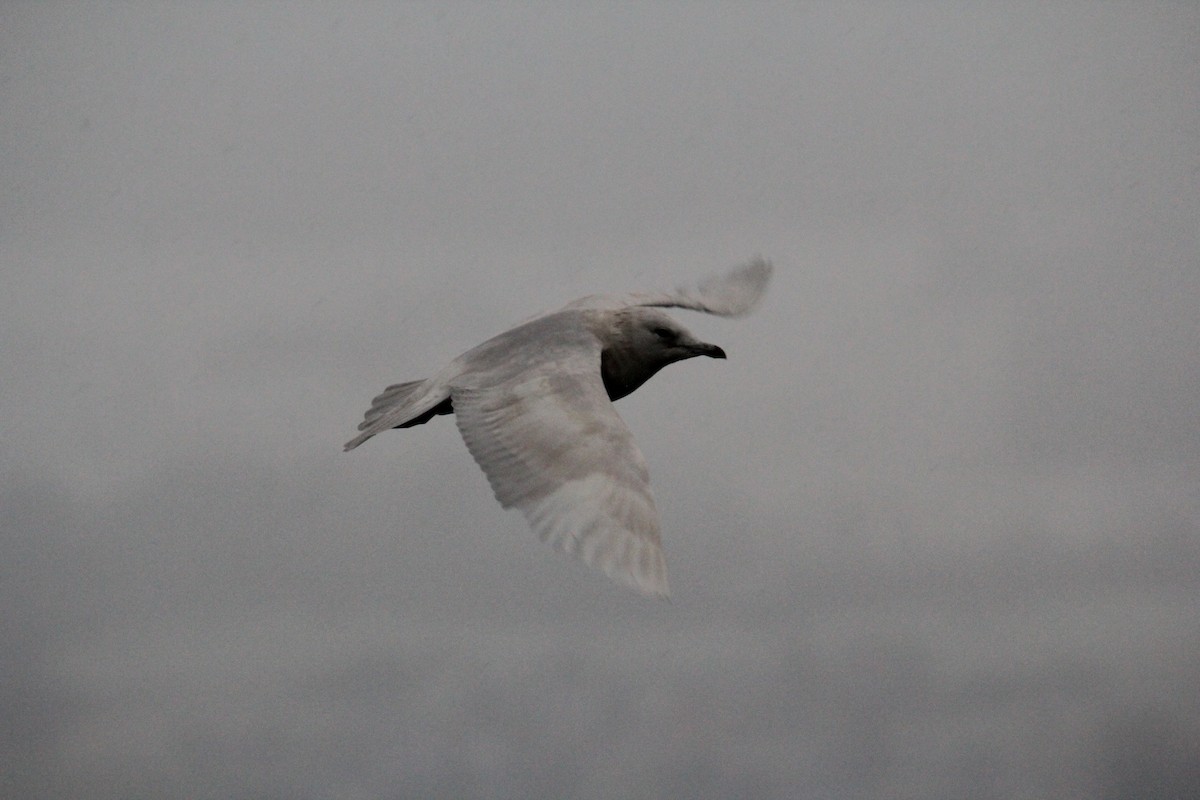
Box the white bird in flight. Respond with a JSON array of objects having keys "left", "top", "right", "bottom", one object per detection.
[{"left": 345, "top": 257, "right": 772, "bottom": 597}]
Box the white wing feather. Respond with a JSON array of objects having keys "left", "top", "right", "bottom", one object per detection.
[
  {"left": 450, "top": 337, "right": 669, "bottom": 597},
  {"left": 560, "top": 256, "right": 772, "bottom": 317}
]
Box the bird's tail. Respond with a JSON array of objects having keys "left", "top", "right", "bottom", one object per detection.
[{"left": 344, "top": 379, "right": 450, "bottom": 451}]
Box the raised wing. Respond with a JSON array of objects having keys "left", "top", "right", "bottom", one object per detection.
[
  {"left": 450, "top": 339, "right": 670, "bottom": 597},
  {"left": 560, "top": 256, "right": 772, "bottom": 318}
]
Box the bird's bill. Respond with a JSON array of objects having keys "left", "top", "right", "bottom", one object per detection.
[{"left": 688, "top": 342, "right": 726, "bottom": 359}]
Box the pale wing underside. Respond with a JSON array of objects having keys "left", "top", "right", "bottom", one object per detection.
[
  {"left": 451, "top": 351, "right": 669, "bottom": 597},
  {"left": 561, "top": 256, "right": 772, "bottom": 318}
]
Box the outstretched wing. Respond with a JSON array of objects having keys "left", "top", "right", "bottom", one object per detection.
[
  {"left": 450, "top": 333, "right": 669, "bottom": 597},
  {"left": 560, "top": 256, "right": 772, "bottom": 318}
]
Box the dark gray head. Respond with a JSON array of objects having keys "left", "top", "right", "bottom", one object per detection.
[{"left": 600, "top": 308, "right": 726, "bottom": 401}]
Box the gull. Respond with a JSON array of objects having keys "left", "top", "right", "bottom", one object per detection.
[{"left": 345, "top": 257, "right": 772, "bottom": 597}]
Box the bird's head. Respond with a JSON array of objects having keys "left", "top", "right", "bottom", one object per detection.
[
  {"left": 598, "top": 308, "right": 726, "bottom": 402},
  {"left": 624, "top": 307, "right": 726, "bottom": 364}
]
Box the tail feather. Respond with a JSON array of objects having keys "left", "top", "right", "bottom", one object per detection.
[
  {"left": 360, "top": 380, "right": 425, "bottom": 430},
  {"left": 344, "top": 378, "right": 450, "bottom": 451}
]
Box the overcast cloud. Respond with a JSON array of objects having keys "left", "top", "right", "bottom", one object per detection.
[{"left": 3, "top": 3, "right": 1198, "bottom": 798}]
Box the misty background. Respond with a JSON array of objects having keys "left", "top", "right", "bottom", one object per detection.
[{"left": 3, "top": 3, "right": 1198, "bottom": 798}]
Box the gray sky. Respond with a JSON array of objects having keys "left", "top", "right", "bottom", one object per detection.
[{"left": 3, "top": 3, "right": 1198, "bottom": 798}]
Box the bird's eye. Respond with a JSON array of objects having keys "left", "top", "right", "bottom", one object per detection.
[{"left": 651, "top": 327, "right": 675, "bottom": 341}]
